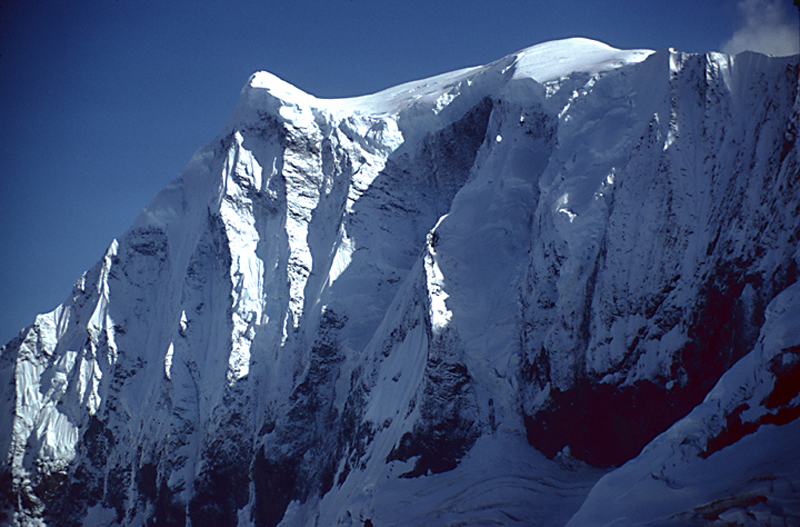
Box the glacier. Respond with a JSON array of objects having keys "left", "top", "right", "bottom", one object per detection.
[{"left": 1, "top": 37, "right": 798, "bottom": 526}]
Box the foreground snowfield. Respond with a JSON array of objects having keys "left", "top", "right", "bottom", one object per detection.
[{"left": 1, "top": 38, "right": 798, "bottom": 526}]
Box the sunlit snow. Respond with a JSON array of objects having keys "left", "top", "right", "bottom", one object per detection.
[{"left": 3, "top": 36, "right": 798, "bottom": 527}]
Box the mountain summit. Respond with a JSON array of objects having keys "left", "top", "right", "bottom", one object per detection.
[{"left": 2, "top": 38, "right": 799, "bottom": 526}]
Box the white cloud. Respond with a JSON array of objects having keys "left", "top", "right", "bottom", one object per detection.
[{"left": 721, "top": 0, "right": 800, "bottom": 56}]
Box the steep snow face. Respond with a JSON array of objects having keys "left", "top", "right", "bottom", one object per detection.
[
  {"left": 0, "top": 38, "right": 797, "bottom": 527},
  {"left": 520, "top": 49, "right": 800, "bottom": 466}
]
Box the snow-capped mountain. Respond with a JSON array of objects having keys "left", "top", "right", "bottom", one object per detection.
[{"left": 1, "top": 38, "right": 798, "bottom": 526}]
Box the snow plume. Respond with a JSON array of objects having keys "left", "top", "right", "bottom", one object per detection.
[{"left": 721, "top": 0, "right": 799, "bottom": 56}]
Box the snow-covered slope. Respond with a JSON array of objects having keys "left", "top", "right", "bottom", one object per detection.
[
  {"left": 1, "top": 38, "right": 798, "bottom": 526},
  {"left": 568, "top": 278, "right": 800, "bottom": 526}
]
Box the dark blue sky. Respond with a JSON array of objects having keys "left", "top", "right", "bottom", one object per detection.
[{"left": 1, "top": 0, "right": 797, "bottom": 343}]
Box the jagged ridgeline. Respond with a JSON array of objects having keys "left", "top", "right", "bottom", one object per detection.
[{"left": 2, "top": 38, "right": 799, "bottom": 526}]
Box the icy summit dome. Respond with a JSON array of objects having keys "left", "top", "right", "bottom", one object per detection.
[{"left": 509, "top": 37, "right": 654, "bottom": 82}]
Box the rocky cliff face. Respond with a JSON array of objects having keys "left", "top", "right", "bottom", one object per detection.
[{"left": 1, "top": 39, "right": 798, "bottom": 526}]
